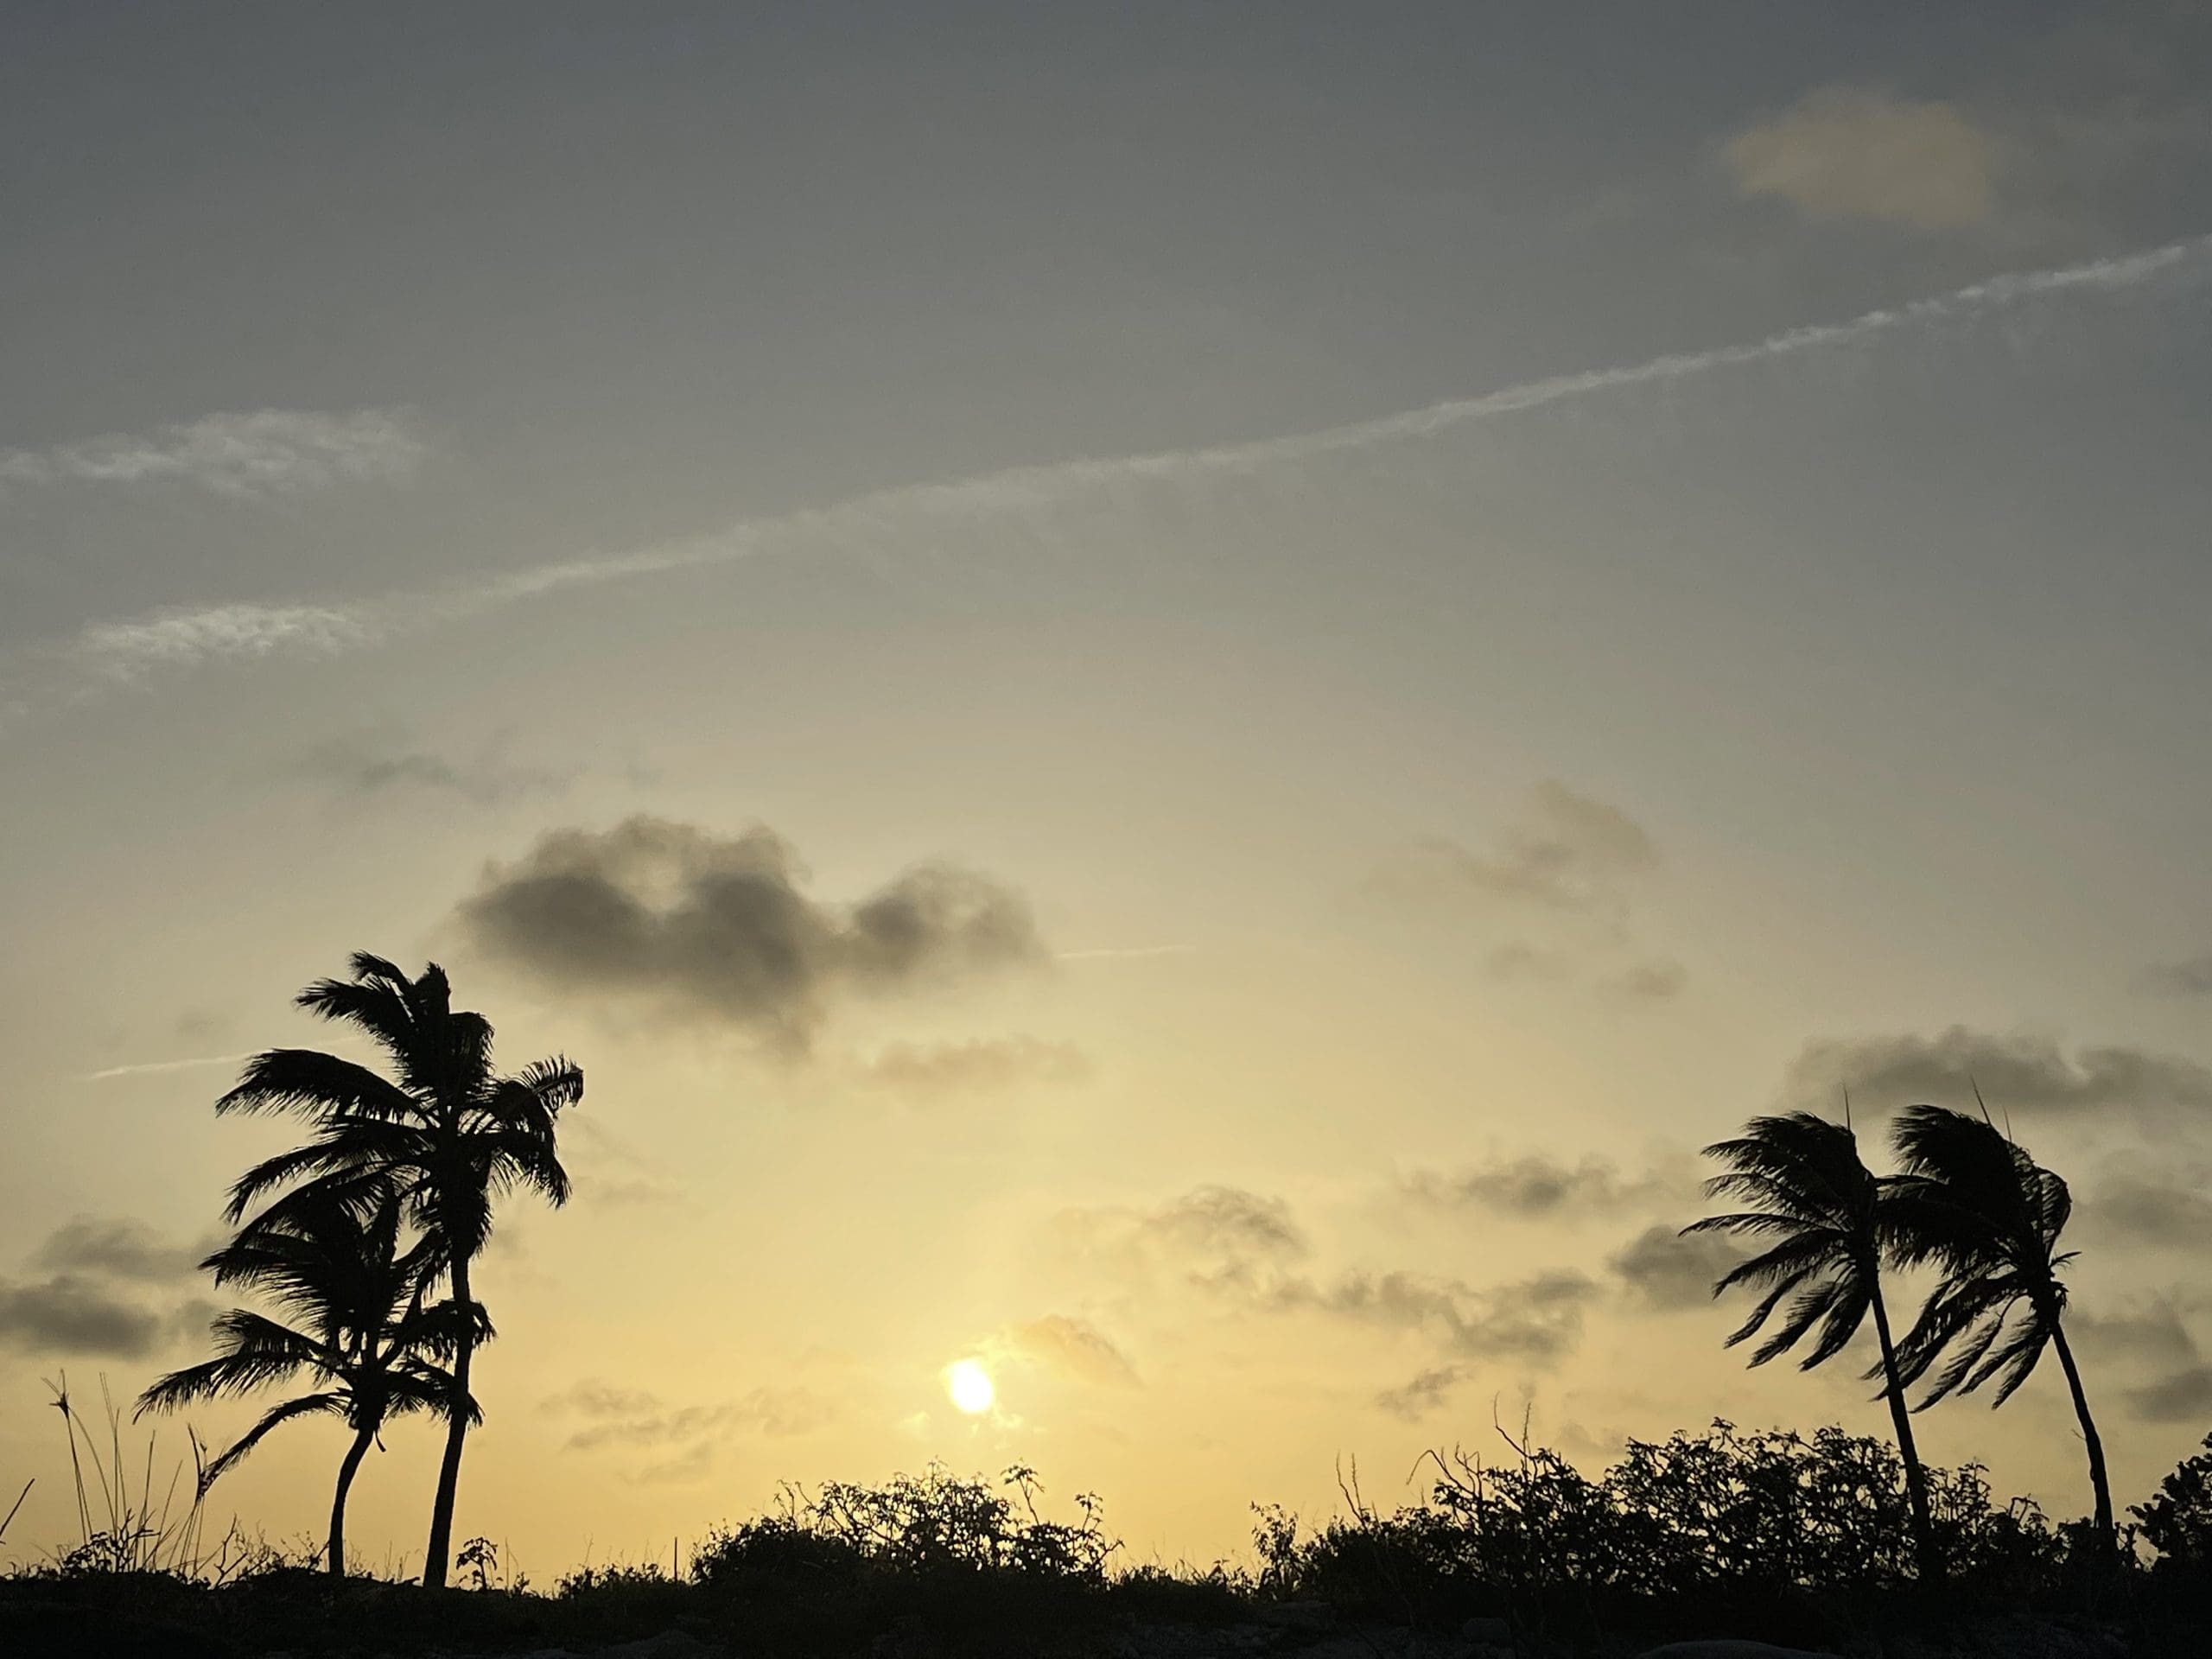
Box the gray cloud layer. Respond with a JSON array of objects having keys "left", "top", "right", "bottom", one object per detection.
[
  {"left": 455, "top": 817, "right": 1046, "bottom": 1052},
  {"left": 1780, "top": 1026, "right": 2212, "bottom": 1117}
]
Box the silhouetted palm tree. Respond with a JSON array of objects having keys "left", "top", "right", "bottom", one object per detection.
[
  {"left": 1684, "top": 1110, "right": 1939, "bottom": 1580},
  {"left": 137, "top": 1195, "right": 481, "bottom": 1579},
  {"left": 214, "top": 954, "right": 580, "bottom": 1588},
  {"left": 1885, "top": 1103, "right": 2112, "bottom": 1551}
]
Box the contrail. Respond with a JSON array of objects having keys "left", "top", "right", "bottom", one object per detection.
[
  {"left": 18, "top": 232, "right": 2209, "bottom": 704},
  {"left": 84, "top": 1052, "right": 248, "bottom": 1082}
]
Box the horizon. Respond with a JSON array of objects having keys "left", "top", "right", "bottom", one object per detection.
[{"left": 4, "top": 1, "right": 2212, "bottom": 1585}]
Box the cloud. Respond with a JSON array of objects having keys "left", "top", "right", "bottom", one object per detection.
[
  {"left": 1724, "top": 87, "right": 1997, "bottom": 228},
  {"left": 1370, "top": 783, "right": 1656, "bottom": 928},
  {"left": 1370, "top": 784, "right": 1689, "bottom": 999},
  {"left": 993, "top": 1315, "right": 1141, "bottom": 1389},
  {"left": 0, "top": 1276, "right": 166, "bottom": 1358},
  {"left": 2142, "top": 955, "right": 2212, "bottom": 997},
  {"left": 454, "top": 817, "right": 1046, "bottom": 1053},
  {"left": 1268, "top": 1268, "right": 1599, "bottom": 1364},
  {"left": 2074, "top": 1300, "right": 2200, "bottom": 1370},
  {"left": 859, "top": 1036, "right": 1090, "bottom": 1096},
  {"left": 2082, "top": 1174, "right": 2212, "bottom": 1248},
  {"left": 1376, "top": 1364, "right": 1471, "bottom": 1422},
  {"left": 9, "top": 234, "right": 2200, "bottom": 732},
  {"left": 283, "top": 729, "right": 570, "bottom": 805},
  {"left": 2126, "top": 1367, "right": 2212, "bottom": 1425},
  {"left": 1778, "top": 1027, "right": 2212, "bottom": 1117},
  {"left": 0, "top": 407, "right": 428, "bottom": 498},
  {"left": 33, "top": 1217, "right": 207, "bottom": 1282},
  {"left": 67, "top": 604, "right": 372, "bottom": 683},
  {"left": 1610, "top": 1224, "right": 1745, "bottom": 1312},
  {"left": 1407, "top": 1155, "right": 1684, "bottom": 1221},
  {"left": 1608, "top": 960, "right": 1690, "bottom": 1002},
  {"left": 543, "top": 1378, "right": 836, "bottom": 1480},
  {"left": 0, "top": 1216, "right": 219, "bottom": 1358},
  {"left": 563, "top": 1116, "right": 686, "bottom": 1213},
  {"left": 1140, "top": 1185, "right": 1310, "bottom": 1266}
]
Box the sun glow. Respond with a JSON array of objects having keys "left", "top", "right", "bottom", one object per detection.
[{"left": 945, "top": 1357, "right": 995, "bottom": 1415}]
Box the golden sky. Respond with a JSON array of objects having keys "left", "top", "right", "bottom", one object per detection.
[{"left": 4, "top": 1, "right": 2212, "bottom": 1579}]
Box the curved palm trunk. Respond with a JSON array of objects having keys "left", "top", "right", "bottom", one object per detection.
[
  {"left": 2049, "top": 1319, "right": 2114, "bottom": 1548},
  {"left": 328, "top": 1421, "right": 375, "bottom": 1580},
  {"left": 1868, "top": 1283, "right": 1940, "bottom": 1580},
  {"left": 422, "top": 1253, "right": 473, "bottom": 1591}
]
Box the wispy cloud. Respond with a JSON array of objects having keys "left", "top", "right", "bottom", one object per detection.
[
  {"left": 12, "top": 234, "right": 2204, "bottom": 715},
  {"left": 0, "top": 407, "right": 428, "bottom": 499},
  {"left": 1724, "top": 87, "right": 1998, "bottom": 228},
  {"left": 1054, "top": 944, "right": 1198, "bottom": 962}
]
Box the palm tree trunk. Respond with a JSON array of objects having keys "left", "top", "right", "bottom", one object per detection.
[
  {"left": 2049, "top": 1319, "right": 2115, "bottom": 1548},
  {"left": 328, "top": 1421, "right": 375, "bottom": 1581},
  {"left": 422, "top": 1254, "right": 474, "bottom": 1591},
  {"left": 1869, "top": 1281, "right": 1940, "bottom": 1580}
]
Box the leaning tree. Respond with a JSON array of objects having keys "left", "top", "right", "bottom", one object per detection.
[
  {"left": 214, "top": 954, "right": 580, "bottom": 1588},
  {"left": 1684, "top": 1109, "right": 1940, "bottom": 1580},
  {"left": 137, "top": 1193, "right": 481, "bottom": 1578},
  {"left": 1885, "top": 1103, "right": 2112, "bottom": 1553}
]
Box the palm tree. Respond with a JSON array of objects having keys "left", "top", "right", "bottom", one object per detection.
[
  {"left": 213, "top": 954, "right": 581, "bottom": 1588},
  {"left": 1885, "top": 1103, "right": 2113, "bottom": 1551},
  {"left": 1683, "top": 1110, "right": 1939, "bottom": 1580},
  {"left": 137, "top": 1195, "right": 481, "bottom": 1579}
]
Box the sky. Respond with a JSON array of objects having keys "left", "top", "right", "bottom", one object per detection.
[{"left": 3, "top": 0, "right": 2212, "bottom": 1578}]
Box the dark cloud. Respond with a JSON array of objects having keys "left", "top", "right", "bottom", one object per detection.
[
  {"left": 455, "top": 817, "right": 1046, "bottom": 1052},
  {"left": 284, "top": 729, "right": 570, "bottom": 805},
  {"left": 860, "top": 1036, "right": 1090, "bottom": 1095},
  {"left": 0, "top": 1216, "right": 217, "bottom": 1358},
  {"left": 34, "top": 1216, "right": 205, "bottom": 1282},
  {"left": 2083, "top": 1175, "right": 2212, "bottom": 1249},
  {"left": 1268, "top": 1268, "right": 1598, "bottom": 1364},
  {"left": 1610, "top": 1224, "right": 1745, "bottom": 1312},
  {"left": 2074, "top": 1300, "right": 2199, "bottom": 1370},
  {"left": 1376, "top": 1364, "right": 1471, "bottom": 1422},
  {"left": 995, "top": 1315, "right": 1141, "bottom": 1389},
  {"left": 1779, "top": 1027, "right": 2212, "bottom": 1117},
  {"left": 2125, "top": 1366, "right": 2212, "bottom": 1426},
  {"left": 2142, "top": 956, "right": 2212, "bottom": 997},
  {"left": 1406, "top": 1155, "right": 1682, "bottom": 1221},
  {"left": 0, "top": 1276, "right": 165, "bottom": 1357}
]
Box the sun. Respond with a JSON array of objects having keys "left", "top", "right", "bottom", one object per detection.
[{"left": 944, "top": 1357, "right": 995, "bottom": 1415}]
